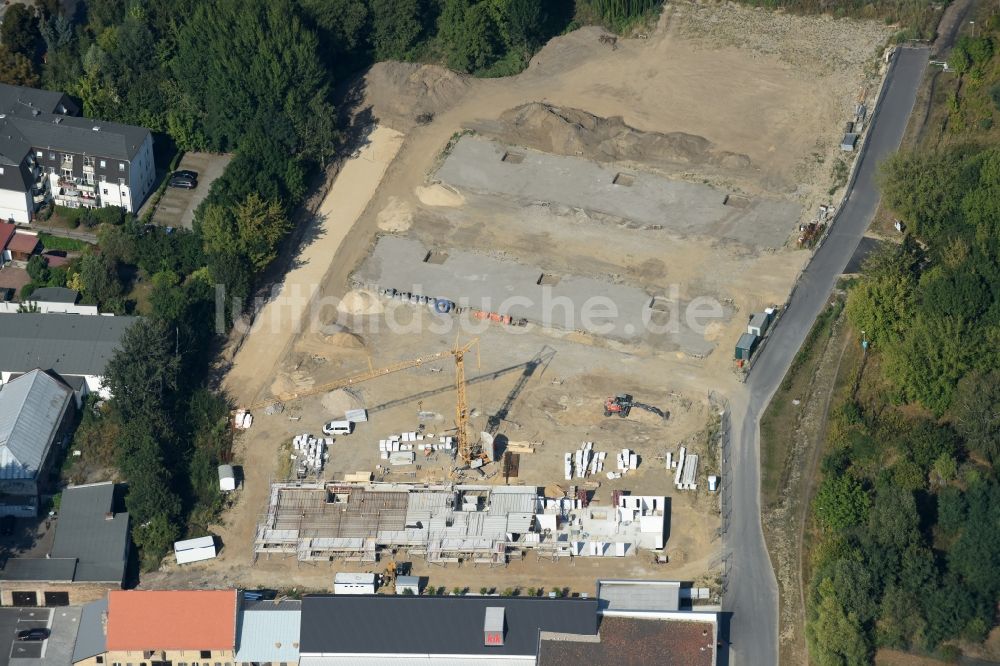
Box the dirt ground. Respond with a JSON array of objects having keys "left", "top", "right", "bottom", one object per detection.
[{"left": 161, "top": 3, "right": 893, "bottom": 595}]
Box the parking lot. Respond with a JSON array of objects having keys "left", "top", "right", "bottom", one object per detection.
[
  {"left": 150, "top": 152, "right": 232, "bottom": 229},
  {"left": 0, "top": 609, "right": 52, "bottom": 665}
]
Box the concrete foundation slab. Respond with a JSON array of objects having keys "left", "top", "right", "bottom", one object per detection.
[{"left": 436, "top": 137, "right": 800, "bottom": 248}]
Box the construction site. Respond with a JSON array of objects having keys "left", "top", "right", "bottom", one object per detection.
[{"left": 148, "top": 4, "right": 896, "bottom": 596}]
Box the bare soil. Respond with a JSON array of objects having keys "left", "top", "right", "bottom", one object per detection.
[{"left": 171, "top": 2, "right": 892, "bottom": 596}]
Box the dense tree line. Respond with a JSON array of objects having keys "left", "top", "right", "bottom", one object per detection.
[{"left": 807, "top": 39, "right": 1000, "bottom": 659}]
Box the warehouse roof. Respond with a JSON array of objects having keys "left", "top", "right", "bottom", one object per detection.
[
  {"left": 300, "top": 596, "right": 598, "bottom": 657},
  {"left": 50, "top": 482, "right": 129, "bottom": 583},
  {"left": 538, "top": 616, "right": 716, "bottom": 666},
  {"left": 235, "top": 600, "right": 301, "bottom": 663},
  {"left": 72, "top": 598, "right": 108, "bottom": 663},
  {"left": 0, "top": 369, "right": 73, "bottom": 479},
  {"left": 597, "top": 580, "right": 681, "bottom": 613},
  {"left": 107, "top": 590, "right": 238, "bottom": 650},
  {"left": 0, "top": 313, "right": 137, "bottom": 378},
  {"left": 0, "top": 557, "right": 76, "bottom": 581}
]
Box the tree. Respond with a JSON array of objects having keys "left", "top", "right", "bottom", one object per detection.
[
  {"left": 234, "top": 194, "right": 291, "bottom": 271},
  {"left": 0, "top": 44, "right": 39, "bottom": 86},
  {"left": 846, "top": 243, "right": 919, "bottom": 347},
  {"left": 813, "top": 474, "right": 870, "bottom": 532},
  {"left": 26, "top": 255, "right": 50, "bottom": 285},
  {"left": 1, "top": 5, "right": 41, "bottom": 60},
  {"left": 77, "top": 253, "right": 123, "bottom": 309},
  {"left": 490, "top": 0, "right": 544, "bottom": 50},
  {"left": 103, "top": 318, "right": 180, "bottom": 422},
  {"left": 870, "top": 485, "right": 919, "bottom": 550},
  {"left": 370, "top": 0, "right": 424, "bottom": 61},
  {"left": 442, "top": 2, "right": 501, "bottom": 73},
  {"left": 951, "top": 371, "right": 1000, "bottom": 464},
  {"left": 807, "top": 578, "right": 872, "bottom": 666},
  {"left": 172, "top": 0, "right": 334, "bottom": 154}
]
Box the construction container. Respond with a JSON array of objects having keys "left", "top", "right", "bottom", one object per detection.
[{"left": 735, "top": 332, "right": 760, "bottom": 361}]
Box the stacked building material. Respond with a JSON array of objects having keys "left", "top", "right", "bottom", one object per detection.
[{"left": 291, "top": 434, "right": 330, "bottom": 475}]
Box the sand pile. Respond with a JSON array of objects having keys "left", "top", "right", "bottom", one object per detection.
[
  {"left": 322, "top": 388, "right": 364, "bottom": 415},
  {"left": 337, "top": 289, "right": 384, "bottom": 316},
  {"left": 377, "top": 196, "right": 414, "bottom": 232},
  {"left": 363, "top": 62, "right": 470, "bottom": 131},
  {"left": 476, "top": 103, "right": 751, "bottom": 172},
  {"left": 415, "top": 184, "right": 465, "bottom": 207}
]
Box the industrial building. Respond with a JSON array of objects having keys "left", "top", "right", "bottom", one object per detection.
[
  {"left": 299, "top": 595, "right": 599, "bottom": 665},
  {"left": 254, "top": 482, "right": 667, "bottom": 564}
]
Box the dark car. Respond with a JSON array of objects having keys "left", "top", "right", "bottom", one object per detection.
[
  {"left": 16, "top": 628, "right": 49, "bottom": 641},
  {"left": 0, "top": 515, "right": 15, "bottom": 536},
  {"left": 168, "top": 177, "right": 197, "bottom": 189},
  {"left": 173, "top": 169, "right": 199, "bottom": 180}
]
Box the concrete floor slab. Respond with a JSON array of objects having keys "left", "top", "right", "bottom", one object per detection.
[
  {"left": 436, "top": 137, "right": 799, "bottom": 248},
  {"left": 354, "top": 236, "right": 726, "bottom": 355}
]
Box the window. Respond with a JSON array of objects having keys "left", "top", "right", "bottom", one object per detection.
[
  {"left": 100, "top": 175, "right": 106, "bottom": 183},
  {"left": 100, "top": 160, "right": 106, "bottom": 168},
  {"left": 48, "top": 152, "right": 55, "bottom": 160},
  {"left": 103, "top": 189, "right": 109, "bottom": 195},
  {"left": 62, "top": 169, "right": 72, "bottom": 179},
  {"left": 119, "top": 162, "right": 125, "bottom": 172},
  {"left": 96, "top": 659, "right": 104, "bottom": 665},
  {"left": 0, "top": 167, "right": 4, "bottom": 176},
  {"left": 200, "top": 652, "right": 212, "bottom": 659},
  {"left": 118, "top": 178, "right": 125, "bottom": 186},
  {"left": 62, "top": 154, "right": 73, "bottom": 165},
  {"left": 35, "top": 151, "right": 42, "bottom": 158}
]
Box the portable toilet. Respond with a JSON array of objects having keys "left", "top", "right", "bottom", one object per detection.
[
  {"left": 735, "top": 333, "right": 759, "bottom": 361},
  {"left": 218, "top": 464, "right": 236, "bottom": 492}
]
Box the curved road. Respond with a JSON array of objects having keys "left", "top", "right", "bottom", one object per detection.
[{"left": 723, "top": 47, "right": 929, "bottom": 665}]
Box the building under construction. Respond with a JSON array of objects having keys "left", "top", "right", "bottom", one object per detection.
[{"left": 253, "top": 482, "right": 667, "bottom": 565}]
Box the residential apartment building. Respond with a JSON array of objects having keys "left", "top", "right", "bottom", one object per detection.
[{"left": 0, "top": 83, "right": 154, "bottom": 223}]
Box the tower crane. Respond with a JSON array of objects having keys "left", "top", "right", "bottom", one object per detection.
[{"left": 239, "top": 338, "right": 482, "bottom": 466}]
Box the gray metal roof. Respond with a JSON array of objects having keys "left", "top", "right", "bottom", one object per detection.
[
  {"left": 72, "top": 598, "right": 108, "bottom": 663},
  {"left": 235, "top": 606, "right": 301, "bottom": 663},
  {"left": 0, "top": 369, "right": 72, "bottom": 479},
  {"left": 748, "top": 312, "right": 770, "bottom": 329},
  {"left": 596, "top": 580, "right": 681, "bottom": 613},
  {"left": 27, "top": 287, "right": 78, "bottom": 304},
  {"left": 10, "top": 113, "right": 150, "bottom": 161},
  {"left": 736, "top": 332, "right": 758, "bottom": 350},
  {"left": 300, "top": 596, "right": 598, "bottom": 657},
  {"left": 50, "top": 482, "right": 129, "bottom": 583},
  {"left": 0, "top": 557, "right": 76, "bottom": 581},
  {"left": 0, "top": 313, "right": 138, "bottom": 378}
]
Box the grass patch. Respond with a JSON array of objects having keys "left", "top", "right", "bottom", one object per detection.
[
  {"left": 828, "top": 158, "right": 849, "bottom": 196},
  {"left": 38, "top": 232, "right": 90, "bottom": 252},
  {"left": 761, "top": 298, "right": 844, "bottom": 509}
]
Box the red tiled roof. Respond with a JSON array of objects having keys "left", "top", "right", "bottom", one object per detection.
[
  {"left": 106, "top": 590, "right": 237, "bottom": 651},
  {"left": 0, "top": 223, "right": 14, "bottom": 251},
  {"left": 7, "top": 232, "right": 39, "bottom": 255},
  {"left": 539, "top": 616, "right": 717, "bottom": 666}
]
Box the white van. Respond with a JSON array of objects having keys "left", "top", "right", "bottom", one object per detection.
[{"left": 323, "top": 420, "right": 353, "bottom": 435}]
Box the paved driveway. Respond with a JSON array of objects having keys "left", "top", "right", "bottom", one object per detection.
[
  {"left": 151, "top": 152, "right": 232, "bottom": 229},
  {"left": 722, "top": 47, "right": 928, "bottom": 665},
  {"left": 0, "top": 608, "right": 52, "bottom": 666}
]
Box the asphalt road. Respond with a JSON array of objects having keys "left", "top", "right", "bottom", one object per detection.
[{"left": 722, "top": 46, "right": 929, "bottom": 665}]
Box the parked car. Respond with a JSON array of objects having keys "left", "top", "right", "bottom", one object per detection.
[
  {"left": 323, "top": 420, "right": 353, "bottom": 436},
  {"left": 0, "top": 515, "right": 14, "bottom": 536},
  {"left": 173, "top": 169, "right": 199, "bottom": 180},
  {"left": 168, "top": 177, "right": 197, "bottom": 189},
  {"left": 16, "top": 628, "right": 49, "bottom": 641}
]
